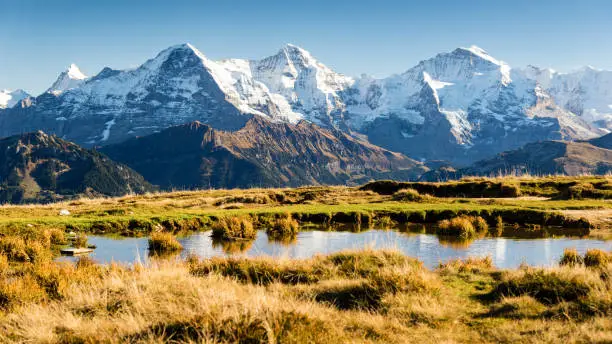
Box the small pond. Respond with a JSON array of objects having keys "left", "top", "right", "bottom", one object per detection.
[{"left": 57, "top": 230, "right": 612, "bottom": 269}]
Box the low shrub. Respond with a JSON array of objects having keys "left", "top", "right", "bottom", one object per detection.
[
  {"left": 214, "top": 194, "right": 273, "bottom": 206},
  {"left": 24, "top": 241, "right": 51, "bottom": 264},
  {"left": 500, "top": 183, "right": 522, "bottom": 197},
  {"left": 211, "top": 216, "right": 257, "bottom": 241}
]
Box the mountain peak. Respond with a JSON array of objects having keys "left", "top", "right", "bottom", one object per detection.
[
  {"left": 0, "top": 89, "right": 31, "bottom": 109},
  {"left": 145, "top": 42, "right": 210, "bottom": 72},
  {"left": 280, "top": 43, "right": 309, "bottom": 54},
  {"left": 454, "top": 45, "right": 503, "bottom": 66},
  {"left": 273, "top": 43, "right": 314, "bottom": 67},
  {"left": 164, "top": 42, "right": 199, "bottom": 54},
  {"left": 47, "top": 63, "right": 88, "bottom": 95},
  {"left": 67, "top": 63, "right": 87, "bottom": 80}
]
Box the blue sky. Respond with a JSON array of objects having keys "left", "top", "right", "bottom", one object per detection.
[{"left": 1, "top": 0, "right": 611, "bottom": 94}]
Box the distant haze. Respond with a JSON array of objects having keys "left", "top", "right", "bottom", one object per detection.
[{"left": 1, "top": 0, "right": 612, "bottom": 94}]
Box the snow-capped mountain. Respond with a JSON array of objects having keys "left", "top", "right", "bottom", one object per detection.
[
  {"left": 0, "top": 89, "right": 30, "bottom": 109},
  {"left": 216, "top": 43, "right": 354, "bottom": 126},
  {"left": 47, "top": 64, "right": 88, "bottom": 95},
  {"left": 523, "top": 65, "right": 612, "bottom": 130},
  {"left": 343, "top": 46, "right": 601, "bottom": 163},
  {"left": 0, "top": 43, "right": 606, "bottom": 164}
]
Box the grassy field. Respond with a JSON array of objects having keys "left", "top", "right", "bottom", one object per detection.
[
  {"left": 0, "top": 176, "right": 610, "bottom": 342},
  {"left": 0, "top": 176, "right": 610, "bottom": 239}
]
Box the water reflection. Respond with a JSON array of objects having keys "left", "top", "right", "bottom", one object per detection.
[
  {"left": 57, "top": 230, "right": 612, "bottom": 269},
  {"left": 212, "top": 237, "right": 254, "bottom": 254}
]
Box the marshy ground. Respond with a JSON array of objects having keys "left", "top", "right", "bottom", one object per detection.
[{"left": 0, "top": 176, "right": 611, "bottom": 342}]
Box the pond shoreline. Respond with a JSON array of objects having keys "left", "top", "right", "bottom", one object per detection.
[{"left": 57, "top": 229, "right": 612, "bottom": 269}]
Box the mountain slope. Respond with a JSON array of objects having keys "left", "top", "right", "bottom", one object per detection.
[
  {"left": 420, "top": 138, "right": 612, "bottom": 181},
  {"left": 101, "top": 117, "right": 426, "bottom": 189},
  {"left": 0, "top": 131, "right": 153, "bottom": 203},
  {"left": 587, "top": 132, "right": 612, "bottom": 149}
]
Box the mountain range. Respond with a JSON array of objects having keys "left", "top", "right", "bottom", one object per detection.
[
  {"left": 100, "top": 116, "right": 425, "bottom": 189},
  {"left": 1, "top": 42, "right": 612, "bottom": 200},
  {"left": 1, "top": 43, "right": 611, "bottom": 164}
]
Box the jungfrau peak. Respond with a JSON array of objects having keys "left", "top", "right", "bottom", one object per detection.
[{"left": 0, "top": 42, "right": 606, "bottom": 165}]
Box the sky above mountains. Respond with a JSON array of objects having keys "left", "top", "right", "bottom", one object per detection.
[{"left": 1, "top": 0, "right": 611, "bottom": 94}]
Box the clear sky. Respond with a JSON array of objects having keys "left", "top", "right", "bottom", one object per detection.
[{"left": 1, "top": 0, "right": 611, "bottom": 94}]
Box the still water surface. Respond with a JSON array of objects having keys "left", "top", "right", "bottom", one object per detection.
[{"left": 58, "top": 230, "right": 611, "bottom": 269}]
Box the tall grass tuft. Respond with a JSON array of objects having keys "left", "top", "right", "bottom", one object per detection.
[
  {"left": 212, "top": 216, "right": 257, "bottom": 241},
  {"left": 438, "top": 256, "right": 493, "bottom": 273},
  {"left": 267, "top": 213, "right": 299, "bottom": 240},
  {"left": 392, "top": 188, "right": 423, "bottom": 202},
  {"left": 559, "top": 248, "right": 583, "bottom": 266},
  {"left": 583, "top": 249, "right": 610, "bottom": 268},
  {"left": 494, "top": 216, "right": 504, "bottom": 237},
  {"left": 73, "top": 234, "right": 88, "bottom": 248},
  {"left": 148, "top": 232, "right": 183, "bottom": 253},
  {"left": 488, "top": 266, "right": 605, "bottom": 305},
  {"left": 437, "top": 215, "right": 488, "bottom": 239},
  {"left": 0, "top": 236, "right": 28, "bottom": 262}
]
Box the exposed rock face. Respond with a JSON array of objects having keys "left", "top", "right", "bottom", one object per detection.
[
  {"left": 0, "top": 131, "right": 152, "bottom": 203},
  {"left": 101, "top": 117, "right": 426, "bottom": 189},
  {"left": 0, "top": 43, "right": 605, "bottom": 165}
]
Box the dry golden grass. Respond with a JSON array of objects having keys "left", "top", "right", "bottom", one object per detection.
[{"left": 0, "top": 250, "right": 609, "bottom": 343}]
